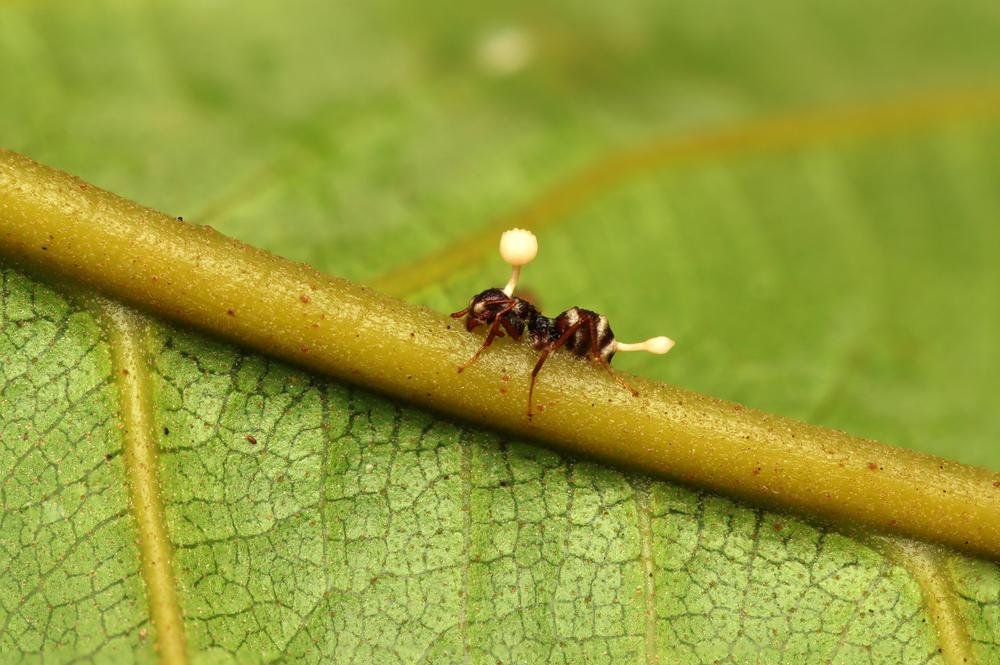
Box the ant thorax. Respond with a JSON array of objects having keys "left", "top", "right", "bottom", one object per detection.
[{"left": 526, "top": 312, "right": 556, "bottom": 350}]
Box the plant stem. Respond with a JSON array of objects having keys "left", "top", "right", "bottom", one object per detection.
[{"left": 3, "top": 148, "right": 999, "bottom": 560}]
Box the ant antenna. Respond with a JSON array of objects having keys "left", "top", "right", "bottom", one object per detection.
[
  {"left": 499, "top": 228, "right": 538, "bottom": 296},
  {"left": 613, "top": 336, "right": 676, "bottom": 354}
]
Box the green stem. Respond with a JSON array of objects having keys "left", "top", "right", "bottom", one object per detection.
[{"left": 3, "top": 148, "right": 1000, "bottom": 560}]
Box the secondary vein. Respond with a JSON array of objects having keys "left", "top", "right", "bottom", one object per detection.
[
  {"left": 102, "top": 303, "right": 188, "bottom": 665},
  {"left": 634, "top": 481, "right": 659, "bottom": 665},
  {"left": 370, "top": 86, "right": 1000, "bottom": 298},
  {"left": 876, "top": 538, "right": 976, "bottom": 665}
]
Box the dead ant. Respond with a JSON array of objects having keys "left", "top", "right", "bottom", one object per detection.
[{"left": 451, "top": 228, "right": 674, "bottom": 416}]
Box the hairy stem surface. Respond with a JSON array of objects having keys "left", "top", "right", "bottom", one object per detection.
[{"left": 2, "top": 149, "right": 999, "bottom": 560}]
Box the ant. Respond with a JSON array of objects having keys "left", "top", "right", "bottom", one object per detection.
[{"left": 451, "top": 228, "right": 674, "bottom": 417}]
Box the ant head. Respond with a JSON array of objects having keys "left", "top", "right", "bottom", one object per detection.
[{"left": 458, "top": 288, "right": 511, "bottom": 328}]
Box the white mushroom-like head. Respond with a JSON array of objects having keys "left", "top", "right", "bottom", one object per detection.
[
  {"left": 615, "top": 336, "right": 676, "bottom": 355},
  {"left": 642, "top": 336, "right": 676, "bottom": 354},
  {"left": 499, "top": 228, "right": 538, "bottom": 267}
]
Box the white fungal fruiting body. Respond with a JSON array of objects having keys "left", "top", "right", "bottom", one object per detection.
[
  {"left": 500, "top": 228, "right": 538, "bottom": 296},
  {"left": 615, "top": 336, "right": 675, "bottom": 354},
  {"left": 499, "top": 228, "right": 538, "bottom": 266}
]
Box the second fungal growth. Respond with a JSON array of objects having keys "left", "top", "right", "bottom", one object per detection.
[{"left": 451, "top": 228, "right": 674, "bottom": 416}]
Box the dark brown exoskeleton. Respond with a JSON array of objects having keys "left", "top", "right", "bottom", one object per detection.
[
  {"left": 452, "top": 295, "right": 648, "bottom": 416},
  {"left": 452, "top": 229, "right": 674, "bottom": 417},
  {"left": 450, "top": 288, "right": 554, "bottom": 371}
]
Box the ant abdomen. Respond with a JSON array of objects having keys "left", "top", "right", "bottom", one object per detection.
[{"left": 553, "top": 307, "right": 616, "bottom": 363}]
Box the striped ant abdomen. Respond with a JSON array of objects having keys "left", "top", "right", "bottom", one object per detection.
[{"left": 553, "top": 307, "right": 617, "bottom": 363}]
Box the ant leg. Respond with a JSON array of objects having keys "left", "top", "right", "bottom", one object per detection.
[
  {"left": 584, "top": 315, "right": 639, "bottom": 397},
  {"left": 457, "top": 302, "right": 516, "bottom": 372},
  {"left": 528, "top": 319, "right": 585, "bottom": 418},
  {"left": 527, "top": 348, "right": 553, "bottom": 418},
  {"left": 599, "top": 359, "right": 638, "bottom": 396},
  {"left": 584, "top": 313, "right": 601, "bottom": 361},
  {"left": 457, "top": 319, "right": 503, "bottom": 372}
]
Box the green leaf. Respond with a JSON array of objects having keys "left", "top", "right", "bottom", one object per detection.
[{"left": 2, "top": 1, "right": 1000, "bottom": 663}]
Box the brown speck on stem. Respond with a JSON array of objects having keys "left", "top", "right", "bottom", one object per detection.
[
  {"left": 245, "top": 435, "right": 257, "bottom": 445},
  {"left": 300, "top": 293, "right": 311, "bottom": 304},
  {"left": 867, "top": 462, "right": 879, "bottom": 470},
  {"left": 226, "top": 309, "right": 236, "bottom": 317}
]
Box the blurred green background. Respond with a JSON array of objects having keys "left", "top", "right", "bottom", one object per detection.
[{"left": 2, "top": 0, "right": 999, "bottom": 471}]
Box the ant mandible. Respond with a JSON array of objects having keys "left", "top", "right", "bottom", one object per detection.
[{"left": 451, "top": 228, "right": 674, "bottom": 417}]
